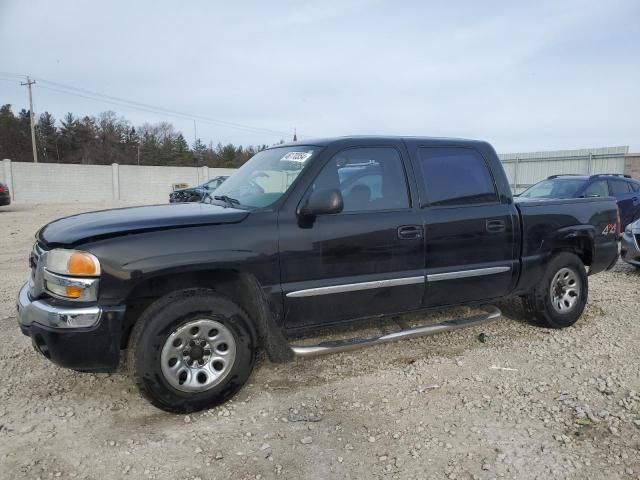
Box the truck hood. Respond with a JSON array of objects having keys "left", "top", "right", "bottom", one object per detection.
[{"left": 38, "top": 202, "right": 250, "bottom": 246}]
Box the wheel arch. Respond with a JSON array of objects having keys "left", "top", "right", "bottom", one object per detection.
[
  {"left": 549, "top": 227, "right": 594, "bottom": 267},
  {"left": 514, "top": 227, "right": 594, "bottom": 296},
  {"left": 122, "top": 268, "right": 293, "bottom": 362}
]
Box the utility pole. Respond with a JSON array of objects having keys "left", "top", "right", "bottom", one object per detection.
[
  {"left": 21, "top": 76, "right": 38, "bottom": 163},
  {"left": 193, "top": 120, "right": 203, "bottom": 166},
  {"left": 193, "top": 120, "right": 197, "bottom": 148}
]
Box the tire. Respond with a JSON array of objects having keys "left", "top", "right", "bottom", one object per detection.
[
  {"left": 128, "top": 289, "right": 256, "bottom": 413},
  {"left": 521, "top": 252, "right": 588, "bottom": 329}
]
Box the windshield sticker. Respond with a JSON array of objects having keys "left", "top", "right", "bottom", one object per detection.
[{"left": 281, "top": 151, "right": 312, "bottom": 163}]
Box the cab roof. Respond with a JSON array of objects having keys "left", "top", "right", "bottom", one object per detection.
[{"left": 274, "top": 135, "right": 488, "bottom": 149}]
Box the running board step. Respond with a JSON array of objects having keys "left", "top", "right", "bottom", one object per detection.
[{"left": 290, "top": 305, "right": 501, "bottom": 357}]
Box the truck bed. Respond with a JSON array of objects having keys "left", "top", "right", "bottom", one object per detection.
[{"left": 514, "top": 196, "right": 619, "bottom": 294}]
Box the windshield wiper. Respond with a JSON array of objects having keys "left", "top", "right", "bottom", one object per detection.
[{"left": 213, "top": 194, "right": 240, "bottom": 208}]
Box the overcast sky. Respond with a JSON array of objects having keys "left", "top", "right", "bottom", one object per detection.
[{"left": 1, "top": 0, "right": 639, "bottom": 152}]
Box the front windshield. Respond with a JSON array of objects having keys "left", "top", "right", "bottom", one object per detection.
[
  {"left": 205, "top": 146, "right": 321, "bottom": 208},
  {"left": 520, "top": 178, "right": 586, "bottom": 199}
]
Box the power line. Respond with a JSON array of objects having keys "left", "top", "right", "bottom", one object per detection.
[
  {"left": 37, "top": 78, "right": 294, "bottom": 137},
  {"left": 0, "top": 71, "right": 27, "bottom": 79},
  {"left": 37, "top": 84, "right": 197, "bottom": 122},
  {"left": 1, "top": 73, "right": 305, "bottom": 140},
  {"left": 0, "top": 76, "right": 25, "bottom": 85},
  {"left": 37, "top": 77, "right": 296, "bottom": 137},
  {"left": 37, "top": 84, "right": 294, "bottom": 139}
]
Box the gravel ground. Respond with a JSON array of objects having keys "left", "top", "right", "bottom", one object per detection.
[{"left": 1, "top": 202, "right": 639, "bottom": 480}]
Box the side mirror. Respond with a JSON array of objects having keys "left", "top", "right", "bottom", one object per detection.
[{"left": 299, "top": 189, "right": 343, "bottom": 216}]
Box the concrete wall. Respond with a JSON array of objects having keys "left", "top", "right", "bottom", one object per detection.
[
  {"left": 1, "top": 146, "right": 636, "bottom": 203},
  {"left": 1, "top": 160, "right": 236, "bottom": 203}
]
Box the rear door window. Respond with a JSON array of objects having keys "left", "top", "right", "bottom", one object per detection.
[{"left": 417, "top": 147, "right": 497, "bottom": 206}]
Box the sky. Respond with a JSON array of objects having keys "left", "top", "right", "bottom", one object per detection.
[{"left": 1, "top": 0, "right": 639, "bottom": 153}]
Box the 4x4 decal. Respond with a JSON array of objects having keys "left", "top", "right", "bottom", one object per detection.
[{"left": 602, "top": 223, "right": 617, "bottom": 235}]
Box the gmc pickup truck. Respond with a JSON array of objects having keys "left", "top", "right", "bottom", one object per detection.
[{"left": 17, "top": 136, "right": 620, "bottom": 412}]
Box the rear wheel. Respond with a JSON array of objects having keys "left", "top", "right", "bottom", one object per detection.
[
  {"left": 521, "top": 252, "right": 588, "bottom": 328},
  {"left": 128, "top": 289, "right": 256, "bottom": 413}
]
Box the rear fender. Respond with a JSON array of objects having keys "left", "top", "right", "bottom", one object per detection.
[{"left": 515, "top": 225, "right": 595, "bottom": 295}]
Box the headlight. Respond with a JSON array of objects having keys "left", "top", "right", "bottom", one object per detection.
[
  {"left": 43, "top": 249, "right": 100, "bottom": 301},
  {"left": 625, "top": 224, "right": 632, "bottom": 235},
  {"left": 46, "top": 249, "right": 101, "bottom": 276}
]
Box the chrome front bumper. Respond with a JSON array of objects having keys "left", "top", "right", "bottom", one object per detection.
[
  {"left": 17, "top": 280, "right": 102, "bottom": 329},
  {"left": 16, "top": 280, "right": 126, "bottom": 372},
  {"left": 621, "top": 228, "right": 640, "bottom": 266}
]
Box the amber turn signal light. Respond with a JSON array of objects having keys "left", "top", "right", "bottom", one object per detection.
[
  {"left": 65, "top": 286, "right": 84, "bottom": 298},
  {"left": 67, "top": 252, "right": 98, "bottom": 275}
]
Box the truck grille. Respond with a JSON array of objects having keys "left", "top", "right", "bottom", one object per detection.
[
  {"left": 30, "top": 242, "right": 45, "bottom": 277},
  {"left": 28, "top": 242, "right": 48, "bottom": 298}
]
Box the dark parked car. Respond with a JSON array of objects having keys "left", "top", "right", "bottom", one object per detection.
[
  {"left": 0, "top": 181, "right": 10, "bottom": 206},
  {"left": 169, "top": 176, "right": 228, "bottom": 203},
  {"left": 520, "top": 174, "right": 640, "bottom": 229},
  {"left": 17, "top": 136, "right": 619, "bottom": 412},
  {"left": 621, "top": 219, "right": 640, "bottom": 268}
]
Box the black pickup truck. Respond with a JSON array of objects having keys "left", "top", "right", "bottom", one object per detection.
[{"left": 17, "top": 137, "right": 619, "bottom": 412}]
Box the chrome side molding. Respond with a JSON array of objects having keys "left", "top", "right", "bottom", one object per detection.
[
  {"left": 290, "top": 305, "right": 501, "bottom": 357},
  {"left": 427, "top": 266, "right": 510, "bottom": 282},
  {"left": 286, "top": 276, "right": 424, "bottom": 298},
  {"left": 286, "top": 267, "right": 512, "bottom": 299}
]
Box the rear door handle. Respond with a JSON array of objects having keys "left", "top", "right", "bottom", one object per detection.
[
  {"left": 486, "top": 219, "right": 506, "bottom": 233},
  {"left": 397, "top": 225, "right": 422, "bottom": 240}
]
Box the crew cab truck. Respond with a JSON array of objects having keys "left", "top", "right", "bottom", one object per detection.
[{"left": 17, "top": 137, "right": 620, "bottom": 412}]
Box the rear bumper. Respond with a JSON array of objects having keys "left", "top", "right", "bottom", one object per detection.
[
  {"left": 621, "top": 230, "right": 640, "bottom": 266},
  {"left": 17, "top": 282, "right": 125, "bottom": 372},
  {"left": 0, "top": 192, "right": 10, "bottom": 206}
]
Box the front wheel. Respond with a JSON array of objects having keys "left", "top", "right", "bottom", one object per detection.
[
  {"left": 128, "top": 289, "right": 256, "bottom": 413},
  {"left": 521, "top": 252, "right": 588, "bottom": 328}
]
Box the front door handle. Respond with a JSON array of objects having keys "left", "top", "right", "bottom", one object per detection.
[
  {"left": 486, "top": 219, "right": 506, "bottom": 233},
  {"left": 397, "top": 225, "right": 422, "bottom": 240}
]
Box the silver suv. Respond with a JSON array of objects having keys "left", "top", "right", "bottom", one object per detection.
[{"left": 621, "top": 219, "right": 640, "bottom": 268}]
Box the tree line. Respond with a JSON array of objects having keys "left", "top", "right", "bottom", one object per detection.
[{"left": 0, "top": 104, "right": 280, "bottom": 168}]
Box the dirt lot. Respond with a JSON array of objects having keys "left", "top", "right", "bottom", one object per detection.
[{"left": 1, "top": 202, "right": 639, "bottom": 480}]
